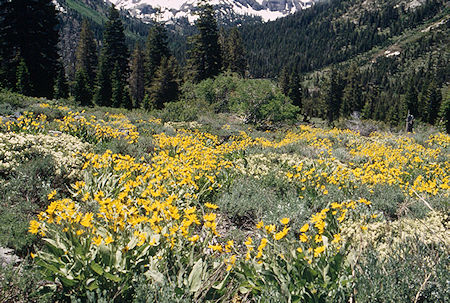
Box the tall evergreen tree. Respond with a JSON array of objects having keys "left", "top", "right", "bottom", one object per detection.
[
  {"left": 73, "top": 68, "right": 92, "bottom": 106},
  {"left": 94, "top": 5, "right": 129, "bottom": 107},
  {"left": 15, "top": 58, "right": 32, "bottom": 95},
  {"left": 111, "top": 62, "right": 132, "bottom": 109},
  {"left": 223, "top": 28, "right": 247, "bottom": 77},
  {"left": 340, "top": 64, "right": 363, "bottom": 117},
  {"left": 145, "top": 23, "right": 170, "bottom": 88},
  {"left": 186, "top": 0, "right": 222, "bottom": 82},
  {"left": 130, "top": 45, "right": 146, "bottom": 108},
  {"left": 325, "top": 68, "right": 343, "bottom": 124},
  {"left": 54, "top": 64, "right": 69, "bottom": 99},
  {"left": 425, "top": 81, "right": 442, "bottom": 125},
  {"left": 404, "top": 78, "right": 419, "bottom": 117},
  {"left": 75, "top": 19, "right": 98, "bottom": 85},
  {"left": 0, "top": 0, "right": 59, "bottom": 97},
  {"left": 288, "top": 70, "right": 303, "bottom": 110},
  {"left": 147, "top": 56, "right": 179, "bottom": 110},
  {"left": 279, "top": 67, "right": 290, "bottom": 96}
]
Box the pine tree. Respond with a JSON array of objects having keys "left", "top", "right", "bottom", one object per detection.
[
  {"left": 145, "top": 23, "right": 170, "bottom": 88},
  {"left": 225, "top": 28, "right": 247, "bottom": 77},
  {"left": 75, "top": 19, "right": 98, "bottom": 85},
  {"left": 147, "top": 56, "right": 179, "bottom": 110},
  {"left": 405, "top": 78, "right": 419, "bottom": 117},
  {"left": 94, "top": 5, "right": 129, "bottom": 107},
  {"left": 130, "top": 45, "right": 146, "bottom": 108},
  {"left": 288, "top": 70, "right": 302, "bottom": 110},
  {"left": 54, "top": 64, "right": 69, "bottom": 99},
  {"left": 340, "top": 64, "right": 363, "bottom": 117},
  {"left": 425, "top": 81, "right": 442, "bottom": 125},
  {"left": 325, "top": 68, "right": 343, "bottom": 124},
  {"left": 15, "top": 58, "right": 32, "bottom": 95},
  {"left": 279, "top": 67, "right": 290, "bottom": 96},
  {"left": 111, "top": 63, "right": 132, "bottom": 109},
  {"left": 73, "top": 68, "right": 92, "bottom": 106},
  {"left": 0, "top": 0, "right": 59, "bottom": 97},
  {"left": 186, "top": 0, "right": 222, "bottom": 82}
]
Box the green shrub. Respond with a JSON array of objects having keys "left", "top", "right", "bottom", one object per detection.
[
  {"left": 355, "top": 238, "right": 449, "bottom": 303},
  {"left": 0, "top": 152, "right": 72, "bottom": 256},
  {"left": 176, "top": 74, "right": 299, "bottom": 126},
  {"left": 0, "top": 261, "right": 51, "bottom": 303}
]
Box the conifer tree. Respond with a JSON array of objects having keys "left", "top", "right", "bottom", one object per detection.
[
  {"left": 111, "top": 63, "right": 132, "bottom": 109},
  {"left": 279, "top": 67, "right": 290, "bottom": 97},
  {"left": 404, "top": 78, "right": 419, "bottom": 117},
  {"left": 75, "top": 19, "right": 98, "bottom": 85},
  {"left": 0, "top": 0, "right": 59, "bottom": 97},
  {"left": 186, "top": 0, "right": 222, "bottom": 82},
  {"left": 94, "top": 5, "right": 129, "bottom": 107},
  {"left": 340, "top": 64, "right": 363, "bottom": 117},
  {"left": 325, "top": 68, "right": 343, "bottom": 124},
  {"left": 147, "top": 56, "right": 180, "bottom": 110},
  {"left": 54, "top": 64, "right": 69, "bottom": 99},
  {"left": 225, "top": 28, "right": 247, "bottom": 77},
  {"left": 73, "top": 68, "right": 92, "bottom": 106},
  {"left": 288, "top": 70, "right": 303, "bottom": 110},
  {"left": 15, "top": 58, "right": 32, "bottom": 95},
  {"left": 425, "top": 81, "right": 442, "bottom": 125},
  {"left": 130, "top": 45, "right": 146, "bottom": 108},
  {"left": 145, "top": 23, "right": 170, "bottom": 87}
]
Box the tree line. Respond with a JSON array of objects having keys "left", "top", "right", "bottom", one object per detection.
[{"left": 0, "top": 0, "right": 247, "bottom": 111}]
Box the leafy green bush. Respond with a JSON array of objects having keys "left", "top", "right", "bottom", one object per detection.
[{"left": 177, "top": 74, "right": 299, "bottom": 126}]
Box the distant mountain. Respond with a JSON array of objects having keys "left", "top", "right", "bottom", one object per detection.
[{"left": 106, "top": 0, "right": 319, "bottom": 23}]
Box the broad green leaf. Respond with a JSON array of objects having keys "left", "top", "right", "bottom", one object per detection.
[
  {"left": 86, "top": 278, "right": 99, "bottom": 291},
  {"left": 90, "top": 262, "right": 104, "bottom": 275},
  {"left": 188, "top": 258, "right": 204, "bottom": 293},
  {"left": 104, "top": 272, "right": 121, "bottom": 282}
]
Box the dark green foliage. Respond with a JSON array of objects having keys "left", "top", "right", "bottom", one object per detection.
[
  {"left": 94, "top": 5, "right": 129, "bottom": 107},
  {"left": 75, "top": 19, "right": 98, "bottom": 85},
  {"left": 240, "top": 0, "right": 447, "bottom": 77},
  {"left": 129, "top": 45, "right": 146, "bottom": 108},
  {"left": 15, "top": 58, "right": 32, "bottom": 96},
  {"left": 439, "top": 90, "right": 450, "bottom": 133},
  {"left": 340, "top": 64, "right": 363, "bottom": 117},
  {"left": 0, "top": 0, "right": 59, "bottom": 98},
  {"left": 355, "top": 238, "right": 449, "bottom": 303},
  {"left": 54, "top": 64, "right": 69, "bottom": 100},
  {"left": 325, "top": 68, "right": 343, "bottom": 124},
  {"left": 146, "top": 56, "right": 180, "bottom": 110},
  {"left": 93, "top": 55, "right": 112, "bottom": 107},
  {"left": 425, "top": 81, "right": 442, "bottom": 124},
  {"left": 74, "top": 68, "right": 93, "bottom": 106},
  {"left": 145, "top": 23, "right": 170, "bottom": 87},
  {"left": 221, "top": 28, "right": 247, "bottom": 77},
  {"left": 405, "top": 78, "right": 419, "bottom": 117},
  {"left": 186, "top": 1, "right": 222, "bottom": 82},
  {"left": 111, "top": 63, "right": 132, "bottom": 109}
]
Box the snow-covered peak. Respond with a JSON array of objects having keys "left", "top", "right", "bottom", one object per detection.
[{"left": 107, "top": 0, "right": 320, "bottom": 23}]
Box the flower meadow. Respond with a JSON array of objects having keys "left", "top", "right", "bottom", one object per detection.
[{"left": 0, "top": 101, "right": 449, "bottom": 302}]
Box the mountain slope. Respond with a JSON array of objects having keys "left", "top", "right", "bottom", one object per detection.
[{"left": 107, "top": 0, "right": 319, "bottom": 22}]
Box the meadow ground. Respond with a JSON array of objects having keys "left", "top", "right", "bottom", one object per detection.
[{"left": 0, "top": 96, "right": 448, "bottom": 302}]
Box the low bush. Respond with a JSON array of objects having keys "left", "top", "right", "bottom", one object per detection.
[{"left": 355, "top": 238, "right": 449, "bottom": 303}]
